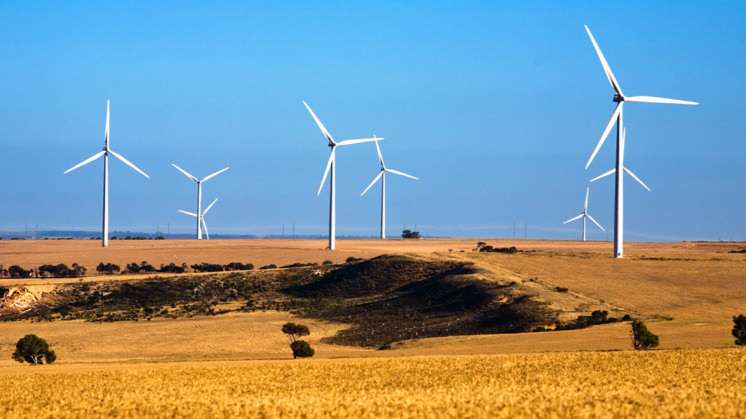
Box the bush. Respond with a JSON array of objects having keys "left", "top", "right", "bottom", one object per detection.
[
  {"left": 322, "top": 260, "right": 333, "bottom": 265},
  {"left": 345, "top": 257, "right": 364, "bottom": 263},
  {"left": 733, "top": 314, "right": 746, "bottom": 346},
  {"left": 224, "top": 262, "right": 254, "bottom": 271},
  {"left": 191, "top": 263, "right": 224, "bottom": 273},
  {"left": 631, "top": 320, "right": 659, "bottom": 350},
  {"left": 259, "top": 264, "right": 277, "bottom": 270},
  {"left": 8, "top": 265, "right": 31, "bottom": 278},
  {"left": 96, "top": 263, "right": 120, "bottom": 275},
  {"left": 158, "top": 263, "right": 187, "bottom": 273},
  {"left": 12, "top": 334, "right": 56, "bottom": 365},
  {"left": 290, "top": 340, "right": 315, "bottom": 358}
]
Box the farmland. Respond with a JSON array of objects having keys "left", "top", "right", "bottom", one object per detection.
[
  {"left": 1, "top": 349, "right": 745, "bottom": 417},
  {"left": 1, "top": 238, "right": 745, "bottom": 416}
]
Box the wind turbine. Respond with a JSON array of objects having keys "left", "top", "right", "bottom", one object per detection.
[
  {"left": 590, "top": 128, "right": 652, "bottom": 192},
  {"left": 64, "top": 100, "right": 149, "bottom": 248},
  {"left": 179, "top": 198, "right": 218, "bottom": 240},
  {"left": 303, "top": 101, "right": 379, "bottom": 251},
  {"left": 361, "top": 140, "right": 418, "bottom": 239},
  {"left": 563, "top": 187, "right": 605, "bottom": 241},
  {"left": 583, "top": 25, "right": 698, "bottom": 258},
  {"left": 172, "top": 164, "right": 229, "bottom": 239}
]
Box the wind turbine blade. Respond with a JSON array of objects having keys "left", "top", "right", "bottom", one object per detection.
[
  {"left": 171, "top": 163, "right": 198, "bottom": 182},
  {"left": 337, "top": 137, "right": 381, "bottom": 146},
  {"left": 590, "top": 168, "right": 616, "bottom": 183},
  {"left": 563, "top": 214, "right": 584, "bottom": 224},
  {"left": 202, "top": 167, "right": 230, "bottom": 182},
  {"left": 585, "top": 103, "right": 622, "bottom": 170},
  {"left": 584, "top": 187, "right": 589, "bottom": 212},
  {"left": 624, "top": 167, "right": 651, "bottom": 191},
  {"left": 202, "top": 218, "right": 210, "bottom": 240},
  {"left": 386, "top": 168, "right": 419, "bottom": 180},
  {"left": 64, "top": 151, "right": 105, "bottom": 174},
  {"left": 105, "top": 100, "right": 110, "bottom": 149},
  {"left": 361, "top": 172, "right": 384, "bottom": 196},
  {"left": 317, "top": 149, "right": 335, "bottom": 195},
  {"left": 586, "top": 213, "right": 605, "bottom": 231},
  {"left": 203, "top": 198, "right": 218, "bottom": 214},
  {"left": 109, "top": 150, "right": 150, "bottom": 178},
  {"left": 375, "top": 139, "right": 385, "bottom": 168},
  {"left": 302, "top": 101, "right": 335, "bottom": 144},
  {"left": 178, "top": 210, "right": 198, "bottom": 217},
  {"left": 624, "top": 96, "right": 698, "bottom": 105},
  {"left": 584, "top": 25, "right": 623, "bottom": 96}
]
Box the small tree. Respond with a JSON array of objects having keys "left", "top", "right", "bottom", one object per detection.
[
  {"left": 631, "top": 320, "right": 659, "bottom": 350},
  {"left": 290, "top": 340, "right": 315, "bottom": 358},
  {"left": 282, "top": 322, "right": 314, "bottom": 359},
  {"left": 733, "top": 314, "right": 746, "bottom": 346},
  {"left": 12, "top": 334, "right": 56, "bottom": 365}
]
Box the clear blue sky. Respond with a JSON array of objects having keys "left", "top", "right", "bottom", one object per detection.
[{"left": 1, "top": 1, "right": 744, "bottom": 241}]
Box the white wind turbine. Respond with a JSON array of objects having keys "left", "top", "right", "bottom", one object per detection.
[
  {"left": 178, "top": 198, "right": 219, "bottom": 240},
  {"left": 590, "top": 128, "right": 652, "bottom": 193},
  {"left": 303, "top": 101, "right": 380, "bottom": 251},
  {"left": 172, "top": 164, "right": 229, "bottom": 239},
  {"left": 563, "top": 187, "right": 604, "bottom": 241},
  {"left": 361, "top": 140, "right": 418, "bottom": 239},
  {"left": 583, "top": 25, "right": 698, "bottom": 258},
  {"left": 64, "top": 100, "right": 149, "bottom": 248}
]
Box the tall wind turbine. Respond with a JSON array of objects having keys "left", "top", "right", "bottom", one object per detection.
[
  {"left": 563, "top": 187, "right": 604, "bottom": 241},
  {"left": 303, "top": 101, "right": 379, "bottom": 251},
  {"left": 583, "top": 25, "right": 698, "bottom": 258},
  {"left": 179, "top": 198, "right": 218, "bottom": 240},
  {"left": 361, "top": 140, "right": 418, "bottom": 239},
  {"left": 64, "top": 100, "right": 149, "bottom": 248},
  {"left": 172, "top": 164, "right": 229, "bottom": 239}
]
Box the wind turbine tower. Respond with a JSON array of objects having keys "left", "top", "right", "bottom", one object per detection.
[
  {"left": 64, "top": 100, "right": 149, "bottom": 248},
  {"left": 583, "top": 25, "right": 698, "bottom": 258}
]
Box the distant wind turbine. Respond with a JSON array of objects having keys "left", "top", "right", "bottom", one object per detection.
[
  {"left": 179, "top": 198, "right": 218, "bottom": 240},
  {"left": 563, "top": 187, "right": 604, "bottom": 241},
  {"left": 583, "top": 25, "right": 697, "bottom": 258},
  {"left": 172, "top": 164, "right": 229, "bottom": 239},
  {"left": 590, "top": 128, "right": 652, "bottom": 192},
  {"left": 303, "top": 101, "right": 379, "bottom": 250},
  {"left": 64, "top": 100, "right": 149, "bottom": 248},
  {"left": 361, "top": 140, "right": 418, "bottom": 239}
]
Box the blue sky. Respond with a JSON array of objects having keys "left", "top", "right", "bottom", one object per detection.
[{"left": 1, "top": 1, "right": 744, "bottom": 241}]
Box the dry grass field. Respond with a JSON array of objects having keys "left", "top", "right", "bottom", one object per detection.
[
  {"left": 1, "top": 238, "right": 745, "bottom": 361},
  {"left": 1, "top": 349, "right": 745, "bottom": 418}
]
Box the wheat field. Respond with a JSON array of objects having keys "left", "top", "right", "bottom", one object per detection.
[{"left": 1, "top": 348, "right": 745, "bottom": 418}]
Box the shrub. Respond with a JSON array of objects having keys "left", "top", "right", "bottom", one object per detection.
[
  {"left": 224, "top": 262, "right": 254, "bottom": 271},
  {"left": 322, "top": 260, "right": 333, "bottom": 265},
  {"left": 345, "top": 257, "right": 364, "bottom": 263},
  {"left": 12, "top": 334, "right": 56, "bottom": 365},
  {"left": 158, "top": 263, "right": 187, "bottom": 273},
  {"left": 191, "top": 263, "right": 224, "bottom": 273},
  {"left": 290, "top": 340, "right": 315, "bottom": 359},
  {"left": 259, "top": 264, "right": 277, "bottom": 270},
  {"left": 631, "top": 320, "right": 659, "bottom": 350},
  {"left": 96, "top": 263, "right": 120, "bottom": 275},
  {"left": 8, "top": 265, "right": 31, "bottom": 278},
  {"left": 733, "top": 314, "right": 746, "bottom": 346}
]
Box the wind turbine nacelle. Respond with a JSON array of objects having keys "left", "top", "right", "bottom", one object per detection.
[{"left": 613, "top": 94, "right": 624, "bottom": 103}]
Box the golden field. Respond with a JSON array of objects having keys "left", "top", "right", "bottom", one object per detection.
[{"left": 1, "top": 349, "right": 745, "bottom": 418}]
